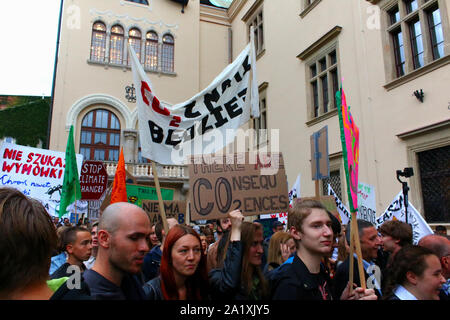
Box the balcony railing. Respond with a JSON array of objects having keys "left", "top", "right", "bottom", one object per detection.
[{"left": 104, "top": 161, "right": 188, "bottom": 180}]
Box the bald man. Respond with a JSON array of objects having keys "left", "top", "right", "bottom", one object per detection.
[
  {"left": 83, "top": 202, "right": 151, "bottom": 300},
  {"left": 418, "top": 234, "right": 450, "bottom": 300}
]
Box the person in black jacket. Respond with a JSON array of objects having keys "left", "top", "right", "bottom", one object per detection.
[
  {"left": 143, "top": 224, "right": 209, "bottom": 300},
  {"left": 0, "top": 187, "right": 91, "bottom": 300},
  {"left": 209, "top": 210, "right": 269, "bottom": 300},
  {"left": 84, "top": 202, "right": 150, "bottom": 300},
  {"left": 271, "top": 199, "right": 377, "bottom": 300}
]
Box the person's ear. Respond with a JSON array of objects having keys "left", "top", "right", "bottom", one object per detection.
[
  {"left": 66, "top": 244, "right": 74, "bottom": 254},
  {"left": 406, "top": 271, "right": 418, "bottom": 286},
  {"left": 289, "top": 226, "right": 301, "bottom": 241},
  {"left": 97, "top": 229, "right": 111, "bottom": 248}
]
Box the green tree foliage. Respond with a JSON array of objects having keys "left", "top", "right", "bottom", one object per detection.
[{"left": 0, "top": 98, "right": 50, "bottom": 148}]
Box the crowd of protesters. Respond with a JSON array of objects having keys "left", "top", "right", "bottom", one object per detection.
[{"left": 0, "top": 186, "right": 449, "bottom": 301}]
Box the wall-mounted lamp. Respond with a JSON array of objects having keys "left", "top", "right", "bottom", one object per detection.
[
  {"left": 125, "top": 84, "right": 136, "bottom": 103},
  {"left": 413, "top": 89, "right": 424, "bottom": 103}
]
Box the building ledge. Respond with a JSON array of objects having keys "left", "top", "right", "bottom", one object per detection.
[
  {"left": 297, "top": 26, "right": 342, "bottom": 61},
  {"left": 306, "top": 108, "right": 338, "bottom": 127},
  {"left": 384, "top": 55, "right": 450, "bottom": 91},
  {"left": 300, "top": 0, "right": 322, "bottom": 19},
  {"left": 87, "top": 59, "right": 177, "bottom": 77},
  {"left": 397, "top": 119, "right": 450, "bottom": 140}
]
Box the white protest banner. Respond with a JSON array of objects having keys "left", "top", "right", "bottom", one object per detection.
[
  {"left": 129, "top": 30, "right": 259, "bottom": 165},
  {"left": 328, "top": 184, "right": 351, "bottom": 225},
  {"left": 376, "top": 191, "right": 433, "bottom": 244},
  {"left": 357, "top": 182, "right": 376, "bottom": 224},
  {"left": 260, "top": 173, "right": 301, "bottom": 225},
  {"left": 0, "top": 142, "right": 83, "bottom": 217}
]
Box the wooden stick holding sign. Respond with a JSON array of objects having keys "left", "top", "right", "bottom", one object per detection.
[
  {"left": 336, "top": 86, "right": 366, "bottom": 291},
  {"left": 151, "top": 161, "right": 169, "bottom": 235}
]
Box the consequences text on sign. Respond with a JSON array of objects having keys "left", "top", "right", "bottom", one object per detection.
[{"left": 188, "top": 152, "right": 289, "bottom": 221}]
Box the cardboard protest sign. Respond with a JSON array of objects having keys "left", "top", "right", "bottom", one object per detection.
[
  {"left": 0, "top": 142, "right": 83, "bottom": 217},
  {"left": 126, "top": 184, "right": 174, "bottom": 207},
  {"left": 310, "top": 126, "right": 329, "bottom": 180},
  {"left": 260, "top": 173, "right": 301, "bottom": 225},
  {"left": 188, "top": 152, "right": 289, "bottom": 221},
  {"left": 142, "top": 200, "right": 187, "bottom": 225},
  {"left": 80, "top": 160, "right": 108, "bottom": 200}
]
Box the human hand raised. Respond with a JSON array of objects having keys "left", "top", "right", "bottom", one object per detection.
[
  {"left": 228, "top": 209, "right": 244, "bottom": 241},
  {"left": 280, "top": 243, "right": 291, "bottom": 262}
]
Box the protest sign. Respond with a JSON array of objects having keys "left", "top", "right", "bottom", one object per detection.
[
  {"left": 259, "top": 173, "right": 300, "bottom": 225},
  {"left": 129, "top": 31, "right": 259, "bottom": 165},
  {"left": 188, "top": 152, "right": 289, "bottom": 221},
  {"left": 0, "top": 142, "right": 83, "bottom": 216},
  {"left": 357, "top": 182, "right": 376, "bottom": 224},
  {"left": 80, "top": 160, "right": 108, "bottom": 200},
  {"left": 376, "top": 191, "right": 433, "bottom": 244},
  {"left": 126, "top": 184, "right": 174, "bottom": 207},
  {"left": 142, "top": 200, "right": 187, "bottom": 225}
]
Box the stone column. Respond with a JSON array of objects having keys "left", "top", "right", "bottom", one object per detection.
[{"left": 122, "top": 129, "right": 137, "bottom": 163}]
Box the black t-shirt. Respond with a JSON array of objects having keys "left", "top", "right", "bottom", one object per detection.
[
  {"left": 83, "top": 269, "right": 146, "bottom": 300},
  {"left": 310, "top": 272, "right": 332, "bottom": 300}
]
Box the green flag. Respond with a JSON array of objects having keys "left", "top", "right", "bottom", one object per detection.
[{"left": 58, "top": 125, "right": 81, "bottom": 218}]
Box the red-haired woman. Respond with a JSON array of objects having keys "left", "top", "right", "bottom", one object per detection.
[{"left": 143, "top": 224, "right": 209, "bottom": 300}]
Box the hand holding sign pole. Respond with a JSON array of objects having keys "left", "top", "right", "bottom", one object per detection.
[{"left": 336, "top": 86, "right": 366, "bottom": 291}]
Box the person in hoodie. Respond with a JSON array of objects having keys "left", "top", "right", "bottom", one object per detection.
[
  {"left": 0, "top": 187, "right": 91, "bottom": 300},
  {"left": 83, "top": 202, "right": 151, "bottom": 299}
]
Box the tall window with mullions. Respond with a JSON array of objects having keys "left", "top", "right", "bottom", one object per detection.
[
  {"left": 417, "top": 145, "right": 450, "bottom": 223},
  {"left": 128, "top": 28, "right": 142, "bottom": 65},
  {"left": 80, "top": 109, "right": 121, "bottom": 162},
  {"left": 161, "top": 34, "right": 174, "bottom": 72},
  {"left": 110, "top": 25, "right": 124, "bottom": 65},
  {"left": 90, "top": 22, "right": 106, "bottom": 62}
]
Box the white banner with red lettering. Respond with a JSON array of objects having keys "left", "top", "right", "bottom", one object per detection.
[
  {"left": 129, "top": 32, "right": 259, "bottom": 165},
  {"left": 0, "top": 142, "right": 83, "bottom": 217}
]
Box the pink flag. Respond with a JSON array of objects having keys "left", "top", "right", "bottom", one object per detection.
[{"left": 336, "top": 88, "right": 359, "bottom": 213}]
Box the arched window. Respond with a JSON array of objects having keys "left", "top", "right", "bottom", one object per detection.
[
  {"left": 144, "top": 31, "right": 158, "bottom": 70},
  {"left": 161, "top": 34, "right": 174, "bottom": 72},
  {"left": 110, "top": 25, "right": 124, "bottom": 65},
  {"left": 90, "top": 22, "right": 106, "bottom": 62},
  {"left": 128, "top": 28, "right": 142, "bottom": 65},
  {"left": 80, "top": 109, "right": 121, "bottom": 161}
]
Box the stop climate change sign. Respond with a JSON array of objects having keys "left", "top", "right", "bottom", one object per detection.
[{"left": 80, "top": 161, "right": 108, "bottom": 200}]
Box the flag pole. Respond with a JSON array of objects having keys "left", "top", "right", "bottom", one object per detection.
[{"left": 151, "top": 161, "right": 169, "bottom": 235}]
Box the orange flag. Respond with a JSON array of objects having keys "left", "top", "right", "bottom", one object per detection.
[{"left": 110, "top": 148, "right": 128, "bottom": 204}]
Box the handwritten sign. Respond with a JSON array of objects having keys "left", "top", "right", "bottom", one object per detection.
[
  {"left": 0, "top": 142, "right": 83, "bottom": 216},
  {"left": 188, "top": 152, "right": 289, "bottom": 221},
  {"left": 357, "top": 182, "right": 376, "bottom": 224},
  {"left": 142, "top": 200, "right": 187, "bottom": 225},
  {"left": 80, "top": 161, "right": 107, "bottom": 200}
]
